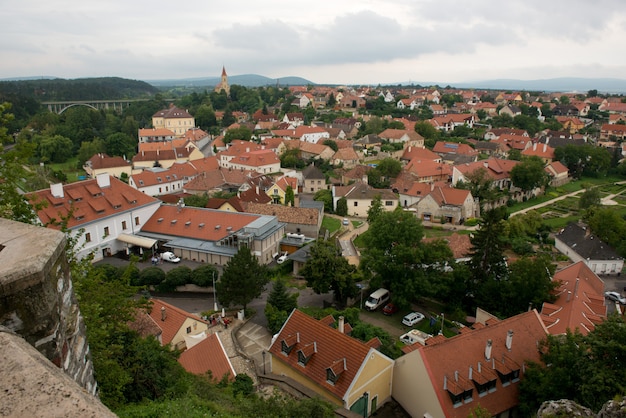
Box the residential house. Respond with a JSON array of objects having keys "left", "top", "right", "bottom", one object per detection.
[
  {"left": 27, "top": 174, "right": 161, "bottom": 262},
  {"left": 424, "top": 232, "right": 472, "bottom": 263},
  {"left": 539, "top": 261, "right": 607, "bottom": 336},
  {"left": 152, "top": 104, "right": 195, "bottom": 136},
  {"left": 283, "top": 113, "right": 305, "bottom": 127},
  {"left": 245, "top": 202, "right": 321, "bottom": 238},
  {"left": 178, "top": 332, "right": 236, "bottom": 381},
  {"left": 283, "top": 140, "right": 335, "bottom": 161},
  {"left": 404, "top": 159, "right": 452, "bottom": 183},
  {"left": 132, "top": 144, "right": 204, "bottom": 170},
  {"left": 429, "top": 114, "right": 476, "bottom": 132},
  {"left": 339, "top": 95, "right": 367, "bottom": 109},
  {"left": 139, "top": 205, "right": 284, "bottom": 266},
  {"left": 401, "top": 146, "right": 441, "bottom": 163},
  {"left": 267, "top": 176, "right": 298, "bottom": 204},
  {"left": 600, "top": 123, "right": 626, "bottom": 140},
  {"left": 332, "top": 183, "right": 398, "bottom": 217},
  {"left": 221, "top": 149, "right": 281, "bottom": 174},
  {"left": 129, "top": 160, "right": 210, "bottom": 196},
  {"left": 521, "top": 143, "right": 555, "bottom": 164},
  {"left": 268, "top": 310, "right": 394, "bottom": 416},
  {"left": 378, "top": 129, "right": 424, "bottom": 145},
  {"left": 544, "top": 161, "right": 570, "bottom": 187},
  {"left": 452, "top": 159, "right": 520, "bottom": 206},
  {"left": 138, "top": 128, "right": 177, "bottom": 143},
  {"left": 483, "top": 128, "right": 529, "bottom": 141},
  {"left": 83, "top": 153, "right": 132, "bottom": 179},
  {"left": 554, "top": 223, "right": 624, "bottom": 275},
  {"left": 499, "top": 105, "right": 522, "bottom": 117},
  {"left": 429, "top": 104, "right": 446, "bottom": 115},
  {"left": 183, "top": 127, "right": 211, "bottom": 151},
  {"left": 433, "top": 141, "right": 479, "bottom": 164},
  {"left": 331, "top": 147, "right": 360, "bottom": 169},
  {"left": 470, "top": 102, "right": 498, "bottom": 116},
  {"left": 341, "top": 165, "right": 372, "bottom": 186},
  {"left": 495, "top": 92, "right": 524, "bottom": 105},
  {"left": 555, "top": 116, "right": 585, "bottom": 134},
  {"left": 302, "top": 164, "right": 327, "bottom": 193},
  {"left": 393, "top": 310, "right": 548, "bottom": 418},
  {"left": 140, "top": 299, "right": 210, "bottom": 351},
  {"left": 414, "top": 185, "right": 477, "bottom": 224},
  {"left": 205, "top": 196, "right": 246, "bottom": 213}
]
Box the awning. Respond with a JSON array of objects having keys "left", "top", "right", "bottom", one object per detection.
[{"left": 117, "top": 233, "right": 157, "bottom": 249}]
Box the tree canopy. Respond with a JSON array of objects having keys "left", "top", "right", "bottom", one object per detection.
[{"left": 216, "top": 247, "right": 269, "bottom": 311}]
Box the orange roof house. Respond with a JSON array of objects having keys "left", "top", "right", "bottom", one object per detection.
[
  {"left": 268, "top": 310, "right": 394, "bottom": 416},
  {"left": 540, "top": 261, "right": 607, "bottom": 336},
  {"left": 140, "top": 299, "right": 210, "bottom": 351},
  {"left": 521, "top": 143, "right": 555, "bottom": 163},
  {"left": 83, "top": 153, "right": 131, "bottom": 179},
  {"left": 404, "top": 159, "right": 452, "bottom": 183},
  {"left": 27, "top": 174, "right": 161, "bottom": 262},
  {"left": 392, "top": 310, "right": 548, "bottom": 418},
  {"left": 414, "top": 184, "right": 477, "bottom": 224}
]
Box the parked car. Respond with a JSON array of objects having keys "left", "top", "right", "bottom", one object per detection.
[
  {"left": 605, "top": 291, "right": 626, "bottom": 304},
  {"left": 402, "top": 312, "right": 425, "bottom": 327},
  {"left": 342, "top": 218, "right": 349, "bottom": 225},
  {"left": 161, "top": 251, "right": 180, "bottom": 263},
  {"left": 382, "top": 302, "right": 399, "bottom": 315}
]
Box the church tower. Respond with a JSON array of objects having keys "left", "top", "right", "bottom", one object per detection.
[{"left": 214, "top": 66, "right": 230, "bottom": 95}]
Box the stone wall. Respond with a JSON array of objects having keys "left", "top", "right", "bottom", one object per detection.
[{"left": 0, "top": 218, "right": 97, "bottom": 395}]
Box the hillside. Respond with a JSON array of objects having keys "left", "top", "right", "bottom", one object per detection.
[
  {"left": 145, "top": 74, "right": 314, "bottom": 88},
  {"left": 0, "top": 77, "right": 160, "bottom": 101}
]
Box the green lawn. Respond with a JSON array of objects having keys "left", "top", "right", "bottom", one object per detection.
[
  {"left": 351, "top": 220, "right": 363, "bottom": 228},
  {"left": 321, "top": 216, "right": 341, "bottom": 235},
  {"left": 47, "top": 158, "right": 85, "bottom": 182}
]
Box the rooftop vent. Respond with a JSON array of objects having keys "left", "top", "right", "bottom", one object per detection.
[
  {"left": 157, "top": 217, "right": 164, "bottom": 223},
  {"left": 199, "top": 223, "right": 205, "bottom": 228},
  {"left": 215, "top": 225, "right": 221, "bottom": 230},
  {"left": 171, "top": 219, "right": 177, "bottom": 224},
  {"left": 185, "top": 221, "right": 191, "bottom": 226}
]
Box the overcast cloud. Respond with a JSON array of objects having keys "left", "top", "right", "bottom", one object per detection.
[{"left": 2, "top": 0, "right": 626, "bottom": 85}]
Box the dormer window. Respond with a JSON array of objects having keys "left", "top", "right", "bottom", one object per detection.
[
  {"left": 326, "top": 369, "right": 339, "bottom": 385},
  {"left": 297, "top": 342, "right": 317, "bottom": 367},
  {"left": 281, "top": 333, "right": 298, "bottom": 355}
]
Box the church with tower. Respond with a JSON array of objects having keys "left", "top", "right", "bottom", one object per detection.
[{"left": 214, "top": 66, "right": 230, "bottom": 95}]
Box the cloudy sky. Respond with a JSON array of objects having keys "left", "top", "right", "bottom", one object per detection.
[{"left": 3, "top": 0, "right": 626, "bottom": 85}]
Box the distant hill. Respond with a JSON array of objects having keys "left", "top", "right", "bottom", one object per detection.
[
  {"left": 0, "top": 77, "right": 159, "bottom": 101},
  {"left": 145, "top": 74, "right": 314, "bottom": 88},
  {"left": 426, "top": 77, "right": 626, "bottom": 94}
]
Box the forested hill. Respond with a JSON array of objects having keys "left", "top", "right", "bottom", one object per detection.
[{"left": 0, "top": 77, "right": 159, "bottom": 101}]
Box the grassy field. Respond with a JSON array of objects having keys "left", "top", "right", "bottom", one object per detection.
[
  {"left": 321, "top": 216, "right": 341, "bottom": 236},
  {"left": 47, "top": 158, "right": 85, "bottom": 182}
]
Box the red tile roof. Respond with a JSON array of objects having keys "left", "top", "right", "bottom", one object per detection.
[
  {"left": 178, "top": 333, "right": 236, "bottom": 380},
  {"left": 86, "top": 154, "right": 130, "bottom": 170},
  {"left": 145, "top": 299, "right": 209, "bottom": 345},
  {"left": 268, "top": 310, "right": 374, "bottom": 400},
  {"left": 413, "top": 310, "right": 548, "bottom": 417},
  {"left": 245, "top": 202, "right": 319, "bottom": 225},
  {"left": 28, "top": 176, "right": 159, "bottom": 230},
  {"left": 140, "top": 205, "right": 261, "bottom": 241},
  {"left": 540, "top": 261, "right": 607, "bottom": 336},
  {"left": 401, "top": 146, "right": 441, "bottom": 162},
  {"left": 433, "top": 142, "right": 479, "bottom": 157}
]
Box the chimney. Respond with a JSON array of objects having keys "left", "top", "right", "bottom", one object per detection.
[
  {"left": 50, "top": 183, "right": 64, "bottom": 198},
  {"left": 485, "top": 339, "right": 492, "bottom": 360},
  {"left": 574, "top": 278, "right": 580, "bottom": 297},
  {"left": 96, "top": 173, "right": 111, "bottom": 188},
  {"left": 161, "top": 306, "right": 166, "bottom": 321},
  {"left": 338, "top": 316, "right": 345, "bottom": 333},
  {"left": 506, "top": 330, "right": 514, "bottom": 351},
  {"left": 567, "top": 290, "right": 572, "bottom": 302}
]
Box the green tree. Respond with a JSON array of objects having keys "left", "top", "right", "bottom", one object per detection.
[
  {"left": 499, "top": 256, "right": 557, "bottom": 316},
  {"left": 190, "top": 264, "right": 219, "bottom": 287},
  {"left": 367, "top": 195, "right": 384, "bottom": 224},
  {"left": 335, "top": 197, "right": 348, "bottom": 216},
  {"left": 37, "top": 134, "right": 74, "bottom": 163},
  {"left": 138, "top": 266, "right": 166, "bottom": 286},
  {"left": 520, "top": 315, "right": 626, "bottom": 414},
  {"left": 77, "top": 139, "right": 106, "bottom": 166},
  {"left": 284, "top": 185, "right": 295, "bottom": 206},
  {"left": 578, "top": 187, "right": 601, "bottom": 211},
  {"left": 217, "top": 247, "right": 269, "bottom": 311},
  {"left": 510, "top": 156, "right": 549, "bottom": 192},
  {"left": 223, "top": 126, "right": 252, "bottom": 144},
  {"left": 314, "top": 189, "right": 333, "bottom": 213},
  {"left": 468, "top": 207, "right": 509, "bottom": 311},
  {"left": 104, "top": 132, "right": 136, "bottom": 158},
  {"left": 322, "top": 139, "right": 338, "bottom": 152},
  {"left": 158, "top": 265, "right": 192, "bottom": 292},
  {"left": 265, "top": 278, "right": 298, "bottom": 334},
  {"left": 586, "top": 207, "right": 626, "bottom": 257},
  {"left": 300, "top": 240, "right": 358, "bottom": 307},
  {"left": 455, "top": 167, "right": 499, "bottom": 209}
]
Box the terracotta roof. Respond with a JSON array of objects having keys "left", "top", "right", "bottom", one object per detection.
[
  {"left": 268, "top": 310, "right": 374, "bottom": 400},
  {"left": 138, "top": 128, "right": 176, "bottom": 137},
  {"left": 454, "top": 158, "right": 519, "bottom": 182},
  {"left": 130, "top": 162, "right": 199, "bottom": 188},
  {"left": 145, "top": 299, "right": 209, "bottom": 345},
  {"left": 229, "top": 149, "right": 280, "bottom": 168},
  {"left": 541, "top": 261, "right": 607, "bottom": 336},
  {"left": 424, "top": 232, "right": 472, "bottom": 260},
  {"left": 427, "top": 185, "right": 471, "bottom": 206},
  {"left": 205, "top": 196, "right": 245, "bottom": 212},
  {"left": 140, "top": 205, "right": 261, "bottom": 242},
  {"left": 152, "top": 105, "right": 193, "bottom": 119},
  {"left": 275, "top": 176, "right": 298, "bottom": 192},
  {"left": 334, "top": 182, "right": 397, "bottom": 200},
  {"left": 378, "top": 128, "right": 422, "bottom": 142},
  {"left": 404, "top": 159, "right": 453, "bottom": 178},
  {"left": 521, "top": 143, "right": 555, "bottom": 159},
  {"left": 183, "top": 168, "right": 257, "bottom": 192},
  {"left": 332, "top": 147, "right": 359, "bottom": 161},
  {"left": 178, "top": 333, "right": 236, "bottom": 380},
  {"left": 245, "top": 202, "right": 319, "bottom": 225},
  {"left": 86, "top": 154, "right": 130, "bottom": 170},
  {"left": 183, "top": 128, "right": 209, "bottom": 142},
  {"left": 413, "top": 310, "right": 548, "bottom": 417},
  {"left": 433, "top": 142, "right": 479, "bottom": 156},
  {"left": 239, "top": 187, "right": 272, "bottom": 204},
  {"left": 401, "top": 146, "right": 440, "bottom": 162},
  {"left": 28, "top": 176, "right": 159, "bottom": 230}
]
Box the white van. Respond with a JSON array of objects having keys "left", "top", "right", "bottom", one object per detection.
[{"left": 364, "top": 288, "right": 390, "bottom": 311}]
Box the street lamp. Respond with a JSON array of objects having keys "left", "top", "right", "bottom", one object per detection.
[
  {"left": 212, "top": 270, "right": 218, "bottom": 312},
  {"left": 262, "top": 351, "right": 266, "bottom": 375}
]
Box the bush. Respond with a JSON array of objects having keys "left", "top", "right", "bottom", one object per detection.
[
  {"left": 232, "top": 374, "right": 254, "bottom": 397},
  {"left": 511, "top": 238, "right": 534, "bottom": 256},
  {"left": 464, "top": 218, "right": 479, "bottom": 226},
  {"left": 138, "top": 267, "right": 166, "bottom": 286},
  {"left": 191, "top": 265, "right": 219, "bottom": 287},
  {"left": 157, "top": 266, "right": 192, "bottom": 292}
]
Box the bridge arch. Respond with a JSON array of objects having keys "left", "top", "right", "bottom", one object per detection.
[{"left": 57, "top": 103, "right": 99, "bottom": 114}]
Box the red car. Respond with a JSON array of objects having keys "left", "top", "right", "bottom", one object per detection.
[{"left": 382, "top": 302, "right": 399, "bottom": 315}]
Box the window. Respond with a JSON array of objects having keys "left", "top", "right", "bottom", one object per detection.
[
  {"left": 297, "top": 350, "right": 311, "bottom": 366},
  {"left": 186, "top": 326, "right": 191, "bottom": 334},
  {"left": 85, "top": 233, "right": 91, "bottom": 243},
  {"left": 135, "top": 216, "right": 140, "bottom": 226},
  {"left": 385, "top": 200, "right": 393, "bottom": 206},
  {"left": 103, "top": 227, "right": 109, "bottom": 237},
  {"left": 281, "top": 340, "right": 294, "bottom": 355},
  {"left": 122, "top": 221, "right": 127, "bottom": 230},
  {"left": 326, "top": 369, "right": 338, "bottom": 385},
  {"left": 354, "top": 201, "right": 358, "bottom": 207}
]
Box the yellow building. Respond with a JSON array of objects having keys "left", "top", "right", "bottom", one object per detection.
[{"left": 152, "top": 104, "right": 195, "bottom": 136}]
